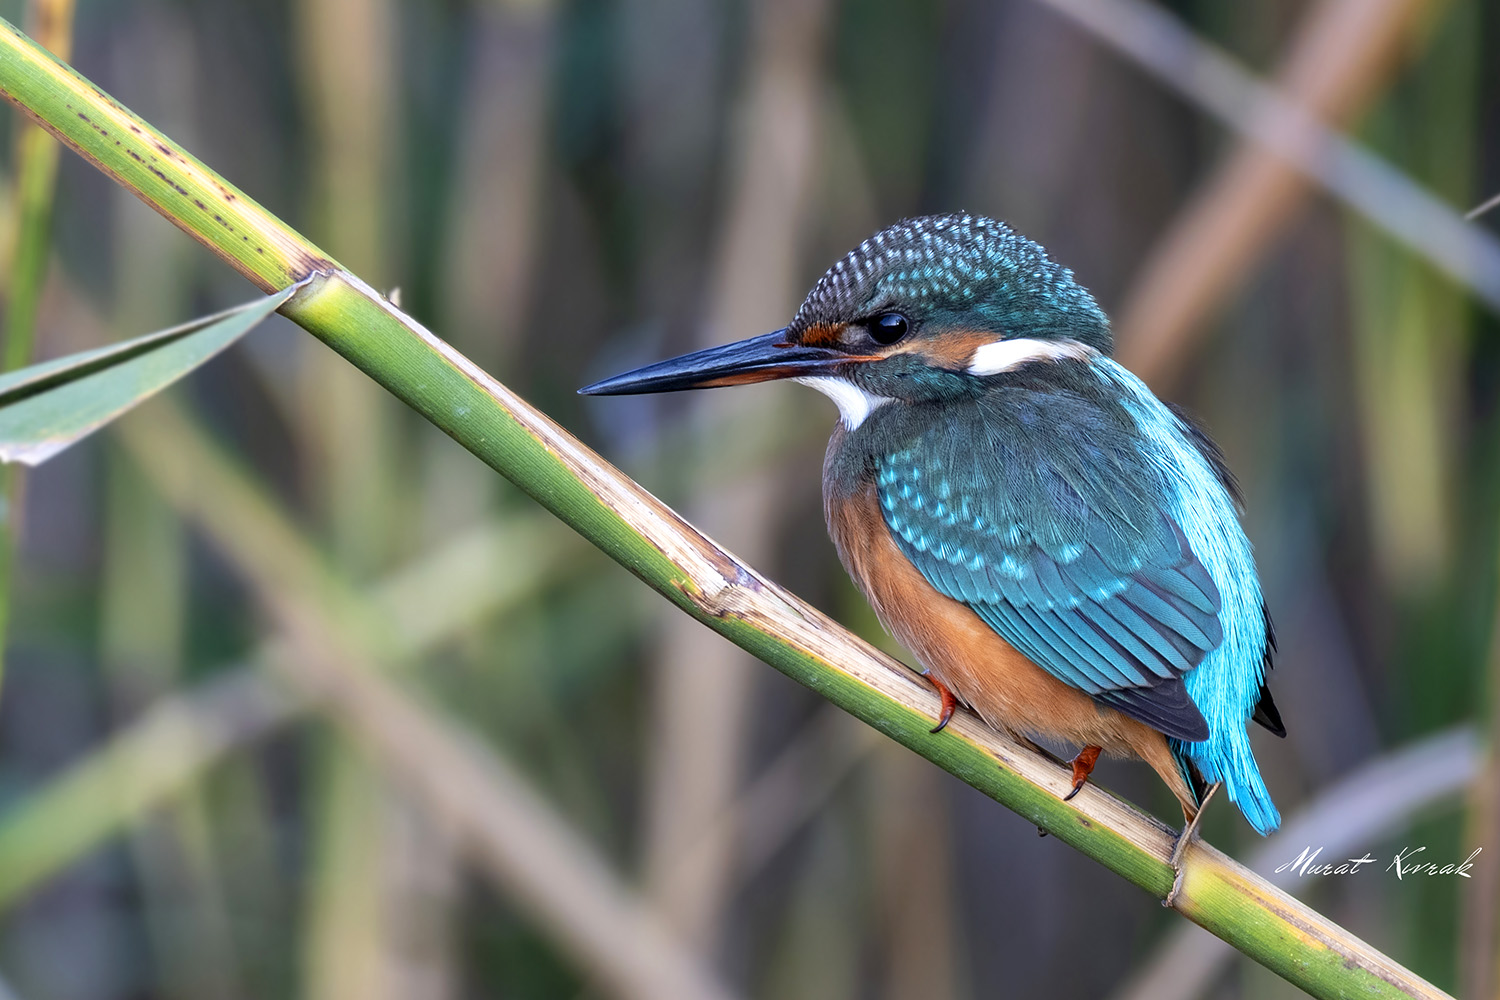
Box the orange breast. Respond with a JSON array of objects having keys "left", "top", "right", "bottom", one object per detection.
[{"left": 823, "top": 466, "right": 1196, "bottom": 809}]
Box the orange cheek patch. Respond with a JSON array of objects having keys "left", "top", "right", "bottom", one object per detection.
[{"left": 888, "top": 330, "right": 1001, "bottom": 370}]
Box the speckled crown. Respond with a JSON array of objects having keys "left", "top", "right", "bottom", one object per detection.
[{"left": 790, "top": 213, "right": 1111, "bottom": 352}]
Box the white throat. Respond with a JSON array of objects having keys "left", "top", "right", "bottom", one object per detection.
[
  {"left": 967, "top": 337, "right": 1094, "bottom": 375},
  {"left": 793, "top": 376, "right": 892, "bottom": 431}
]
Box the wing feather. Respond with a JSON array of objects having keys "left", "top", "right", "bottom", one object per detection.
[{"left": 877, "top": 387, "right": 1220, "bottom": 742}]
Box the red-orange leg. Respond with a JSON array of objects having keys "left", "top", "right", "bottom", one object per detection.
[
  {"left": 922, "top": 669, "right": 958, "bottom": 734},
  {"left": 1062, "top": 745, "right": 1102, "bottom": 801}
]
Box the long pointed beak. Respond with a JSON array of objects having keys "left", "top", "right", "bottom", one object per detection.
[{"left": 579, "top": 328, "right": 855, "bottom": 395}]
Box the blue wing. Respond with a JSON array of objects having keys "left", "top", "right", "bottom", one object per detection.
[{"left": 876, "top": 385, "right": 1219, "bottom": 741}]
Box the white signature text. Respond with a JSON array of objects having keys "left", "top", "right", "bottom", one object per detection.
[{"left": 1274, "top": 846, "right": 1481, "bottom": 880}]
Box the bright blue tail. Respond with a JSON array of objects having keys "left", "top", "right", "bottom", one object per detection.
[
  {"left": 1172, "top": 733, "right": 1280, "bottom": 835},
  {"left": 1106, "top": 361, "right": 1281, "bottom": 836}
]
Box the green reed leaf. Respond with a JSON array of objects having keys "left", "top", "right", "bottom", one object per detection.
[{"left": 0, "top": 286, "right": 295, "bottom": 466}]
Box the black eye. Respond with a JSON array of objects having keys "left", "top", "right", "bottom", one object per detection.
[{"left": 869, "top": 312, "right": 909, "bottom": 344}]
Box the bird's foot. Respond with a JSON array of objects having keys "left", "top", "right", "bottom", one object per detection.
[
  {"left": 922, "top": 670, "right": 958, "bottom": 734},
  {"left": 1062, "top": 745, "right": 1102, "bottom": 802},
  {"left": 1164, "top": 782, "right": 1221, "bottom": 908}
]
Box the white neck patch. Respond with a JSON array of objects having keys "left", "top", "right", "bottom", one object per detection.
[
  {"left": 967, "top": 337, "right": 1094, "bottom": 376},
  {"left": 793, "top": 376, "right": 892, "bottom": 431}
]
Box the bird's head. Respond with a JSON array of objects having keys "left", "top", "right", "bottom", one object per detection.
[{"left": 580, "top": 214, "right": 1111, "bottom": 428}]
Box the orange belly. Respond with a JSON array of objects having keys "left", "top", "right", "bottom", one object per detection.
[{"left": 826, "top": 476, "right": 1197, "bottom": 812}]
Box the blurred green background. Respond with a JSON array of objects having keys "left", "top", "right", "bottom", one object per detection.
[{"left": 0, "top": 0, "right": 1496, "bottom": 997}]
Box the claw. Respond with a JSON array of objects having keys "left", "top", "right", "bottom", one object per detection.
[
  {"left": 1062, "top": 745, "right": 1102, "bottom": 802},
  {"left": 922, "top": 670, "right": 958, "bottom": 733}
]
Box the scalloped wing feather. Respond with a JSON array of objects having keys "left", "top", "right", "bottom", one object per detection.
[{"left": 876, "top": 388, "right": 1219, "bottom": 742}]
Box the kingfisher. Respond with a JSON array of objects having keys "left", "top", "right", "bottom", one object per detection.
[{"left": 580, "top": 213, "right": 1284, "bottom": 842}]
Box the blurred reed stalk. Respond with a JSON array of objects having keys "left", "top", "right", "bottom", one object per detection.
[
  {"left": 756, "top": 806, "right": 861, "bottom": 1000},
  {"left": 439, "top": 0, "right": 549, "bottom": 372},
  {"left": 0, "top": 597, "right": 884, "bottom": 994},
  {"left": 0, "top": 494, "right": 584, "bottom": 912},
  {"left": 103, "top": 460, "right": 242, "bottom": 1000},
  {"left": 640, "top": 0, "right": 832, "bottom": 955},
  {"left": 0, "top": 0, "right": 72, "bottom": 692},
  {"left": 101, "top": 14, "right": 242, "bottom": 997},
  {"left": 1461, "top": 530, "right": 1500, "bottom": 1000},
  {"left": 1034, "top": 0, "right": 1500, "bottom": 357},
  {"left": 1, "top": 0, "right": 70, "bottom": 370},
  {"left": 1104, "top": 0, "right": 1438, "bottom": 388},
  {"left": 708, "top": 705, "right": 880, "bottom": 893},
  {"left": 0, "top": 15, "right": 1460, "bottom": 999},
  {"left": 291, "top": 0, "right": 444, "bottom": 996},
  {"left": 118, "top": 398, "right": 737, "bottom": 1000},
  {"left": 871, "top": 742, "right": 961, "bottom": 1000},
  {"left": 1344, "top": 0, "right": 1476, "bottom": 596}
]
